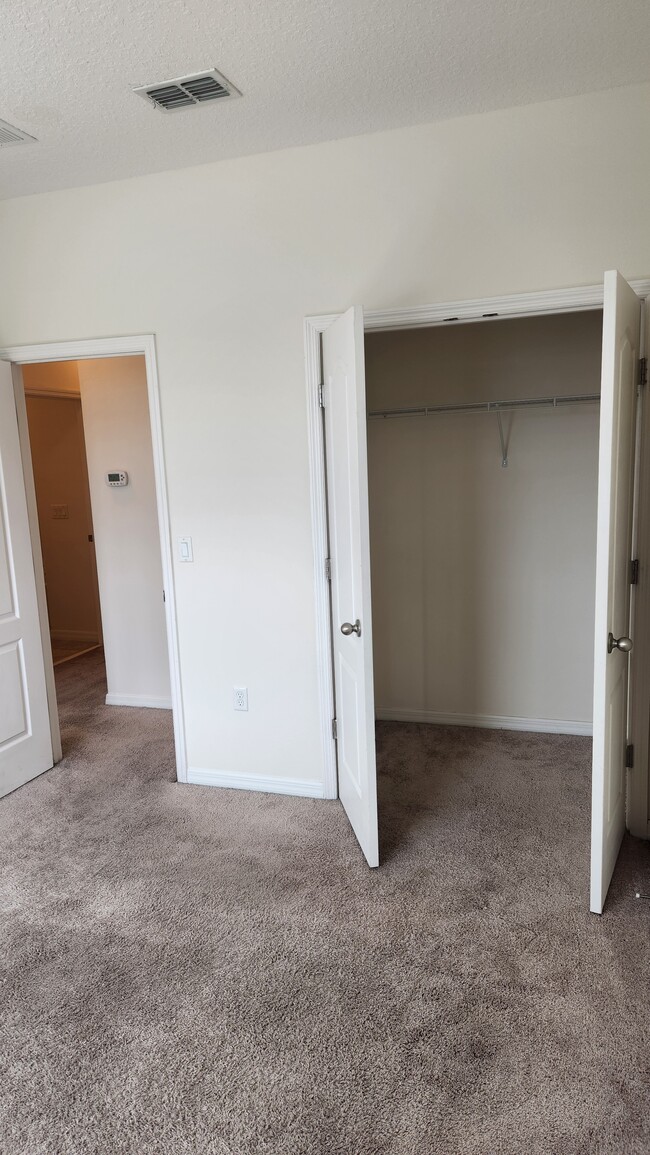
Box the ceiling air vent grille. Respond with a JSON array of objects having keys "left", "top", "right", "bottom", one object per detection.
[
  {"left": 0, "top": 118, "right": 36, "bottom": 146},
  {"left": 134, "top": 70, "right": 240, "bottom": 113}
]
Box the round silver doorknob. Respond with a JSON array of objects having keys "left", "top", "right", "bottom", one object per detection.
[
  {"left": 608, "top": 633, "right": 633, "bottom": 654},
  {"left": 341, "top": 620, "right": 362, "bottom": 637}
]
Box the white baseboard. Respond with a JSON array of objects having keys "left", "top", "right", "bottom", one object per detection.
[
  {"left": 375, "top": 707, "right": 593, "bottom": 737},
  {"left": 53, "top": 644, "right": 101, "bottom": 667},
  {"left": 186, "top": 767, "right": 326, "bottom": 798},
  {"left": 105, "top": 693, "right": 172, "bottom": 710},
  {"left": 51, "top": 629, "right": 100, "bottom": 644}
]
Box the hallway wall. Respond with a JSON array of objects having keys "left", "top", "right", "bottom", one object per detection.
[{"left": 78, "top": 356, "right": 171, "bottom": 709}]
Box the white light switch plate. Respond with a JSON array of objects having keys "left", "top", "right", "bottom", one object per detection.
[{"left": 179, "top": 536, "right": 194, "bottom": 562}]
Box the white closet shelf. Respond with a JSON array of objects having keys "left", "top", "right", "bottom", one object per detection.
[
  {"left": 367, "top": 392, "right": 600, "bottom": 420},
  {"left": 367, "top": 392, "right": 600, "bottom": 468}
]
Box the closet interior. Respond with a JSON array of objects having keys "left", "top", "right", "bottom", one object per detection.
[{"left": 364, "top": 310, "right": 604, "bottom": 735}]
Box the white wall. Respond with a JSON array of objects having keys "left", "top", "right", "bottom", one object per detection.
[
  {"left": 23, "top": 389, "right": 101, "bottom": 648},
  {"left": 0, "top": 83, "right": 649, "bottom": 788},
  {"left": 366, "top": 312, "right": 602, "bottom": 730},
  {"left": 78, "top": 356, "right": 171, "bottom": 708}
]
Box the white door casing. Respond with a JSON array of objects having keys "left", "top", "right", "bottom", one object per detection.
[
  {"left": 0, "top": 361, "right": 54, "bottom": 797},
  {"left": 590, "top": 271, "right": 642, "bottom": 914},
  {"left": 0, "top": 335, "right": 187, "bottom": 781},
  {"left": 322, "top": 306, "right": 379, "bottom": 867},
  {"left": 627, "top": 298, "right": 650, "bottom": 838}
]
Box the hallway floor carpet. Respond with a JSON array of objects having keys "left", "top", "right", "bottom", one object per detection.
[{"left": 1, "top": 650, "right": 650, "bottom": 1154}]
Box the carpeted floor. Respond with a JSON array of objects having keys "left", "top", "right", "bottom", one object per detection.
[{"left": 2, "top": 650, "right": 650, "bottom": 1154}]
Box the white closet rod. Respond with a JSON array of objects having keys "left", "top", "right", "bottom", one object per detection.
[
  {"left": 367, "top": 392, "right": 600, "bottom": 469},
  {"left": 367, "top": 392, "right": 600, "bottom": 421}
]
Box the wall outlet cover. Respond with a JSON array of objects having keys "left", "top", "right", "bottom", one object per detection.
[{"left": 233, "top": 686, "right": 248, "bottom": 711}]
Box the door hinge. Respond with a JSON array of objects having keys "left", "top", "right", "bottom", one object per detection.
[
  {"left": 639, "top": 357, "right": 647, "bottom": 389},
  {"left": 631, "top": 558, "right": 640, "bottom": 585},
  {"left": 318, "top": 381, "right": 325, "bottom": 408},
  {"left": 325, "top": 557, "right": 332, "bottom": 581},
  {"left": 332, "top": 717, "right": 338, "bottom": 741},
  {"left": 163, "top": 589, "right": 166, "bottom": 603},
  {"left": 626, "top": 744, "right": 634, "bottom": 769}
]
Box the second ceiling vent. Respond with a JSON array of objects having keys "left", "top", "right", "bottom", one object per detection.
[
  {"left": 0, "top": 118, "right": 36, "bottom": 146},
  {"left": 134, "top": 69, "right": 240, "bottom": 113}
]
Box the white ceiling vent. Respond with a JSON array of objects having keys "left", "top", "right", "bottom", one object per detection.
[
  {"left": 134, "top": 69, "right": 240, "bottom": 113},
  {"left": 0, "top": 119, "right": 36, "bottom": 146}
]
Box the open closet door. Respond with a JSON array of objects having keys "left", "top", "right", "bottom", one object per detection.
[
  {"left": 590, "top": 272, "right": 642, "bottom": 913},
  {"left": 0, "top": 360, "right": 54, "bottom": 798},
  {"left": 322, "top": 306, "right": 379, "bottom": 867}
]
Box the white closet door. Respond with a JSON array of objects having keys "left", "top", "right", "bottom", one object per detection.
[
  {"left": 0, "top": 360, "right": 54, "bottom": 797},
  {"left": 323, "top": 306, "right": 379, "bottom": 867},
  {"left": 590, "top": 271, "right": 641, "bottom": 914}
]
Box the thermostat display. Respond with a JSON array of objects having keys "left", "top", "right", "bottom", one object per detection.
[{"left": 106, "top": 471, "right": 128, "bottom": 487}]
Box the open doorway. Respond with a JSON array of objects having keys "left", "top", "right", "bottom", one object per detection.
[
  {"left": 22, "top": 354, "right": 172, "bottom": 741},
  {"left": 0, "top": 336, "right": 185, "bottom": 801}
]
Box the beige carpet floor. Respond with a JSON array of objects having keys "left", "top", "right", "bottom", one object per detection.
[{"left": 2, "top": 650, "right": 650, "bottom": 1154}]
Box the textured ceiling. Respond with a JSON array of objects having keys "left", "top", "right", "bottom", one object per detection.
[{"left": 1, "top": 0, "right": 649, "bottom": 199}]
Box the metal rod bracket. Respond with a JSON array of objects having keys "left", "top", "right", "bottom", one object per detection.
[{"left": 496, "top": 410, "right": 508, "bottom": 468}]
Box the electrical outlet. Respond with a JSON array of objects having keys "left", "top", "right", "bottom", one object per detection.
[{"left": 233, "top": 686, "right": 248, "bottom": 711}]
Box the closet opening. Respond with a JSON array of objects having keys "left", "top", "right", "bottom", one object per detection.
[
  {"left": 365, "top": 310, "right": 603, "bottom": 743},
  {"left": 314, "top": 274, "right": 650, "bottom": 909},
  {"left": 364, "top": 311, "right": 605, "bottom": 853}
]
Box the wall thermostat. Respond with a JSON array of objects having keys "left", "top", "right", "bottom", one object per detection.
[{"left": 106, "top": 471, "right": 128, "bottom": 487}]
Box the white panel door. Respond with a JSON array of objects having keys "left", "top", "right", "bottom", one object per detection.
[
  {"left": 323, "top": 306, "right": 379, "bottom": 867},
  {"left": 590, "top": 272, "right": 641, "bottom": 914},
  {"left": 0, "top": 361, "right": 53, "bottom": 797}
]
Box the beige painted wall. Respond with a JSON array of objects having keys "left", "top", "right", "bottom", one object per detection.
[
  {"left": 23, "top": 387, "right": 100, "bottom": 647},
  {"left": 366, "top": 312, "right": 602, "bottom": 728},
  {"left": 78, "top": 356, "right": 171, "bottom": 707},
  {"left": 0, "top": 83, "right": 649, "bottom": 784}
]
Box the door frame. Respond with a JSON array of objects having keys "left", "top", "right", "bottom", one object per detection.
[
  {"left": 627, "top": 298, "right": 650, "bottom": 838},
  {"left": 305, "top": 277, "right": 650, "bottom": 808},
  {"left": 0, "top": 334, "right": 188, "bottom": 782}
]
